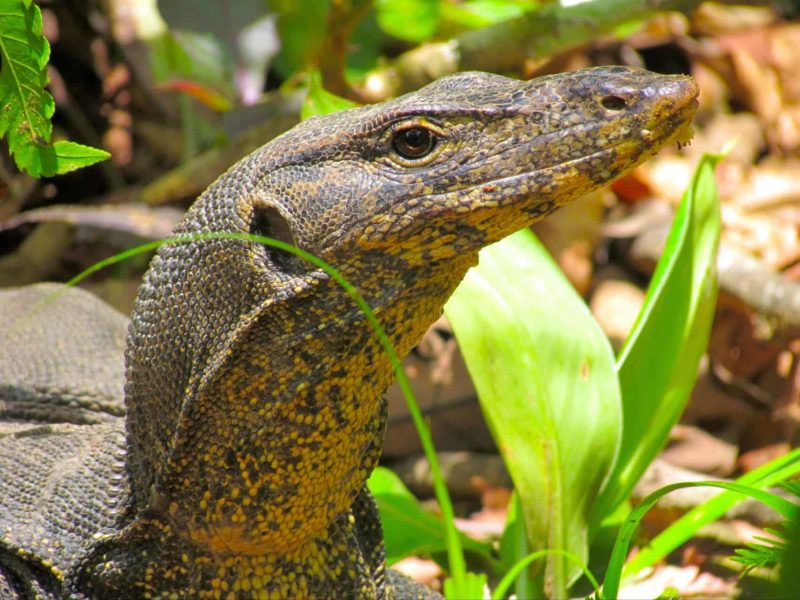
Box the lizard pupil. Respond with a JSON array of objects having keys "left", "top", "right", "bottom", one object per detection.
[{"left": 392, "top": 127, "right": 435, "bottom": 159}]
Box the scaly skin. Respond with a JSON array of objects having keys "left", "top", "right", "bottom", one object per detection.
[{"left": 0, "top": 67, "right": 697, "bottom": 599}]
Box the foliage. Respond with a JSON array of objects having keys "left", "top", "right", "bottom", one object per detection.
[
  {"left": 595, "top": 153, "right": 722, "bottom": 522},
  {"left": 0, "top": 0, "right": 109, "bottom": 176},
  {"left": 301, "top": 72, "right": 358, "bottom": 121},
  {"left": 298, "top": 45, "right": 792, "bottom": 600},
  {"left": 442, "top": 151, "right": 720, "bottom": 597},
  {"left": 445, "top": 228, "right": 621, "bottom": 596},
  {"left": 368, "top": 467, "right": 492, "bottom": 565},
  {"left": 601, "top": 457, "right": 800, "bottom": 598}
]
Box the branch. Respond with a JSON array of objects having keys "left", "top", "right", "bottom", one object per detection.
[{"left": 359, "top": 0, "right": 703, "bottom": 101}]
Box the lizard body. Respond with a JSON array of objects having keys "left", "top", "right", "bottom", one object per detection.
[{"left": 0, "top": 67, "right": 697, "bottom": 599}]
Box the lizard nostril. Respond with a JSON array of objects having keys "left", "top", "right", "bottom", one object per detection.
[{"left": 601, "top": 95, "right": 628, "bottom": 111}]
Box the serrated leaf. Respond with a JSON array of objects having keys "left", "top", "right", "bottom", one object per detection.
[
  {"left": 0, "top": 0, "right": 109, "bottom": 176},
  {"left": 46, "top": 141, "right": 110, "bottom": 175},
  {"left": 0, "top": 1, "right": 53, "bottom": 156},
  {"left": 13, "top": 140, "right": 110, "bottom": 177}
]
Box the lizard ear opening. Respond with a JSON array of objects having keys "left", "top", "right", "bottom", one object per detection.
[{"left": 250, "top": 205, "right": 304, "bottom": 272}]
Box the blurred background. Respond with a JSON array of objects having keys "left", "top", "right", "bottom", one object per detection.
[{"left": 2, "top": 1, "right": 800, "bottom": 596}]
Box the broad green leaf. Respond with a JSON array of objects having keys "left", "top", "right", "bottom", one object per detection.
[
  {"left": 445, "top": 229, "right": 621, "bottom": 596},
  {"left": 441, "top": 0, "right": 537, "bottom": 29},
  {"left": 367, "top": 467, "right": 490, "bottom": 564},
  {"left": 375, "top": 0, "right": 440, "bottom": 42},
  {"left": 301, "top": 71, "right": 359, "bottom": 120},
  {"left": 593, "top": 154, "right": 722, "bottom": 523},
  {"left": 0, "top": 0, "right": 108, "bottom": 176}
]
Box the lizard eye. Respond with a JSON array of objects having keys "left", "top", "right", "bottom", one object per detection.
[{"left": 392, "top": 127, "right": 436, "bottom": 159}]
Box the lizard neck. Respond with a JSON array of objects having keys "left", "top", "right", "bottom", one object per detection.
[
  {"left": 146, "top": 255, "right": 472, "bottom": 556},
  {"left": 75, "top": 488, "right": 384, "bottom": 598}
]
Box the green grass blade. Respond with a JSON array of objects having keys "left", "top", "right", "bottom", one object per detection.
[
  {"left": 620, "top": 448, "right": 800, "bottom": 581},
  {"left": 445, "top": 228, "right": 621, "bottom": 596},
  {"left": 594, "top": 153, "right": 722, "bottom": 522},
  {"left": 491, "top": 548, "right": 599, "bottom": 600},
  {"left": 602, "top": 469, "right": 800, "bottom": 599},
  {"left": 444, "top": 571, "right": 488, "bottom": 600},
  {"left": 498, "top": 493, "right": 536, "bottom": 599}
]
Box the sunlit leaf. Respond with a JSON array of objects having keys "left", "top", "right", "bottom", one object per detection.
[
  {"left": 301, "top": 71, "right": 359, "bottom": 120},
  {"left": 0, "top": 0, "right": 108, "bottom": 175},
  {"left": 445, "top": 229, "right": 621, "bottom": 595},
  {"left": 367, "top": 467, "right": 490, "bottom": 564},
  {"left": 375, "top": 0, "right": 440, "bottom": 42},
  {"left": 593, "top": 153, "right": 722, "bottom": 523},
  {"left": 442, "top": 0, "right": 537, "bottom": 29},
  {"left": 272, "top": 0, "right": 331, "bottom": 76}
]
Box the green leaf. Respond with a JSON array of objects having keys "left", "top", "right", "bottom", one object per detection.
[
  {"left": 0, "top": 0, "right": 109, "bottom": 176},
  {"left": 367, "top": 467, "right": 490, "bottom": 564},
  {"left": 498, "top": 493, "right": 535, "bottom": 599},
  {"left": 375, "top": 0, "right": 440, "bottom": 42},
  {"left": 445, "top": 229, "right": 621, "bottom": 596},
  {"left": 593, "top": 153, "right": 722, "bottom": 523},
  {"left": 0, "top": 0, "right": 52, "bottom": 169},
  {"left": 778, "top": 493, "right": 800, "bottom": 599},
  {"left": 301, "top": 71, "right": 359, "bottom": 120},
  {"left": 29, "top": 140, "right": 110, "bottom": 175},
  {"left": 441, "top": 0, "right": 537, "bottom": 29},
  {"left": 602, "top": 474, "right": 800, "bottom": 599},
  {"left": 619, "top": 448, "right": 800, "bottom": 583},
  {"left": 272, "top": 0, "right": 331, "bottom": 77},
  {"left": 444, "top": 571, "right": 487, "bottom": 600}
]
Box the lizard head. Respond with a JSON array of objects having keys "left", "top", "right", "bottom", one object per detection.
[
  {"left": 124, "top": 67, "right": 697, "bottom": 558},
  {"left": 242, "top": 66, "right": 697, "bottom": 276}
]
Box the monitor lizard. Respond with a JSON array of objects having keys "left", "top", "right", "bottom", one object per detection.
[{"left": 0, "top": 67, "right": 697, "bottom": 599}]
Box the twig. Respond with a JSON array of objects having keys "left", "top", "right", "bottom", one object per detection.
[
  {"left": 358, "top": 0, "right": 704, "bottom": 101},
  {"left": 321, "top": 0, "right": 373, "bottom": 101}
]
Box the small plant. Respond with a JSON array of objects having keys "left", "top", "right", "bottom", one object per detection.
[{"left": 0, "top": 0, "right": 109, "bottom": 176}]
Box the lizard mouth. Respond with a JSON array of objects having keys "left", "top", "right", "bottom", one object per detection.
[{"left": 638, "top": 75, "right": 699, "bottom": 149}]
